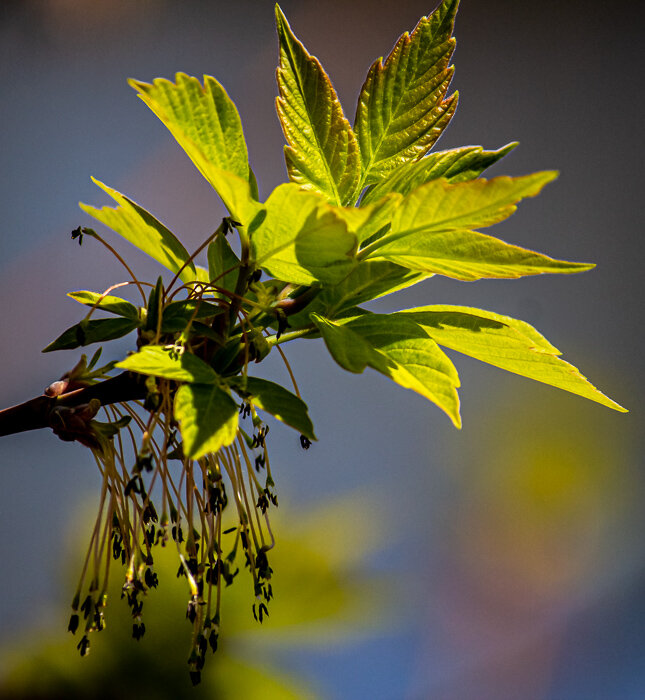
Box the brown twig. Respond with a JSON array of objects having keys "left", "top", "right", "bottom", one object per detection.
[{"left": 0, "top": 372, "right": 147, "bottom": 438}]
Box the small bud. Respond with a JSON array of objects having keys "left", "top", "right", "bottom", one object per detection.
[
  {"left": 189, "top": 671, "right": 201, "bottom": 686},
  {"left": 68, "top": 614, "right": 80, "bottom": 634},
  {"left": 44, "top": 379, "right": 69, "bottom": 397},
  {"left": 76, "top": 635, "right": 91, "bottom": 657},
  {"left": 71, "top": 226, "right": 84, "bottom": 245}
]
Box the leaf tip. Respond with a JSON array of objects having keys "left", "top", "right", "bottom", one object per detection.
[
  {"left": 572, "top": 261, "right": 596, "bottom": 273},
  {"left": 500, "top": 141, "right": 519, "bottom": 155},
  {"left": 274, "top": 3, "right": 287, "bottom": 28}
]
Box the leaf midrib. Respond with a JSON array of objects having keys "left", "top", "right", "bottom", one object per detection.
[
  {"left": 356, "top": 17, "right": 454, "bottom": 194},
  {"left": 279, "top": 25, "right": 343, "bottom": 207}
]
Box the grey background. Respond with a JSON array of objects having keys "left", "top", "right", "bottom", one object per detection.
[{"left": 0, "top": 1, "right": 643, "bottom": 698}]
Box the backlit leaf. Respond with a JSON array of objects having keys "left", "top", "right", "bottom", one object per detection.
[
  {"left": 116, "top": 345, "right": 218, "bottom": 384},
  {"left": 354, "top": 0, "right": 459, "bottom": 190},
  {"left": 252, "top": 184, "right": 357, "bottom": 285},
  {"left": 68, "top": 290, "right": 140, "bottom": 321},
  {"left": 361, "top": 142, "right": 517, "bottom": 205},
  {"left": 207, "top": 233, "right": 241, "bottom": 297},
  {"left": 361, "top": 172, "right": 594, "bottom": 280},
  {"left": 80, "top": 179, "right": 197, "bottom": 283},
  {"left": 329, "top": 193, "right": 401, "bottom": 245},
  {"left": 311, "top": 312, "right": 461, "bottom": 426},
  {"left": 160, "top": 299, "right": 224, "bottom": 333},
  {"left": 275, "top": 5, "right": 361, "bottom": 206},
  {"left": 175, "top": 383, "right": 238, "bottom": 459},
  {"left": 367, "top": 227, "right": 594, "bottom": 281},
  {"left": 229, "top": 376, "right": 316, "bottom": 440},
  {"left": 285, "top": 260, "right": 428, "bottom": 329},
  {"left": 43, "top": 318, "right": 139, "bottom": 352},
  {"left": 399, "top": 305, "right": 627, "bottom": 412},
  {"left": 129, "top": 73, "right": 261, "bottom": 220},
  {"left": 385, "top": 171, "right": 559, "bottom": 236}
]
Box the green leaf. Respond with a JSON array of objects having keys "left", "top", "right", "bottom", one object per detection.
[
  {"left": 252, "top": 184, "right": 357, "bottom": 285},
  {"left": 194, "top": 265, "right": 211, "bottom": 285},
  {"left": 207, "top": 233, "right": 240, "bottom": 297},
  {"left": 160, "top": 299, "right": 224, "bottom": 333},
  {"left": 354, "top": 0, "right": 459, "bottom": 190},
  {"left": 367, "top": 228, "right": 594, "bottom": 281},
  {"left": 80, "top": 179, "right": 197, "bottom": 283},
  {"left": 229, "top": 376, "right": 316, "bottom": 440},
  {"left": 361, "top": 142, "right": 517, "bottom": 205},
  {"left": 310, "top": 313, "right": 376, "bottom": 372},
  {"left": 130, "top": 73, "right": 249, "bottom": 181},
  {"left": 329, "top": 193, "right": 401, "bottom": 246},
  {"left": 323, "top": 260, "right": 429, "bottom": 311},
  {"left": 116, "top": 345, "right": 218, "bottom": 384},
  {"left": 362, "top": 173, "right": 595, "bottom": 280},
  {"left": 383, "top": 171, "right": 559, "bottom": 238},
  {"left": 285, "top": 261, "right": 429, "bottom": 329},
  {"left": 144, "top": 276, "right": 164, "bottom": 333},
  {"left": 275, "top": 5, "right": 361, "bottom": 206},
  {"left": 68, "top": 291, "right": 140, "bottom": 321},
  {"left": 128, "top": 73, "right": 257, "bottom": 208},
  {"left": 399, "top": 305, "right": 627, "bottom": 412},
  {"left": 174, "top": 383, "right": 238, "bottom": 459},
  {"left": 43, "top": 318, "right": 139, "bottom": 352},
  {"left": 129, "top": 73, "right": 261, "bottom": 221},
  {"left": 311, "top": 312, "right": 461, "bottom": 426}
]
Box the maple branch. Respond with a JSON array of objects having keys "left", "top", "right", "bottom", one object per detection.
[{"left": 0, "top": 372, "right": 147, "bottom": 438}]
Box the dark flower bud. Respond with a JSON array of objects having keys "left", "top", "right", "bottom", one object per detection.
[
  {"left": 68, "top": 614, "right": 79, "bottom": 634},
  {"left": 189, "top": 671, "right": 201, "bottom": 686},
  {"left": 76, "top": 635, "right": 90, "bottom": 657}
]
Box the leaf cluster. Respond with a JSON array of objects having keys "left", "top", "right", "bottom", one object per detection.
[
  {"left": 49, "top": 0, "right": 622, "bottom": 444},
  {"left": 34, "top": 0, "right": 626, "bottom": 684}
]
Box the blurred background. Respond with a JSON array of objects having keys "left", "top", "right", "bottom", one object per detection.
[{"left": 0, "top": 0, "right": 643, "bottom": 698}]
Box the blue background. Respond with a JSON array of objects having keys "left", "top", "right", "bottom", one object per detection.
[{"left": 0, "top": 1, "right": 643, "bottom": 698}]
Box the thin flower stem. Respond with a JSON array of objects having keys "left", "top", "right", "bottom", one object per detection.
[
  {"left": 265, "top": 325, "right": 317, "bottom": 347},
  {"left": 84, "top": 230, "right": 147, "bottom": 302},
  {"left": 274, "top": 343, "right": 301, "bottom": 398}
]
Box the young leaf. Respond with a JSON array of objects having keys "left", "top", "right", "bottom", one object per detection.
[
  {"left": 361, "top": 142, "right": 517, "bottom": 205},
  {"left": 354, "top": 0, "right": 459, "bottom": 190},
  {"left": 80, "top": 179, "right": 197, "bottom": 283},
  {"left": 43, "top": 318, "right": 139, "bottom": 352},
  {"left": 144, "top": 276, "right": 164, "bottom": 333},
  {"left": 365, "top": 227, "right": 594, "bottom": 281},
  {"left": 229, "top": 376, "right": 316, "bottom": 441},
  {"left": 329, "top": 193, "right": 401, "bottom": 246},
  {"left": 130, "top": 73, "right": 249, "bottom": 180},
  {"left": 161, "top": 299, "right": 224, "bottom": 333},
  {"left": 129, "top": 73, "right": 260, "bottom": 208},
  {"left": 175, "top": 383, "right": 239, "bottom": 459},
  {"left": 68, "top": 291, "right": 140, "bottom": 321},
  {"left": 194, "top": 265, "right": 211, "bottom": 285},
  {"left": 399, "top": 305, "right": 627, "bottom": 412},
  {"left": 323, "top": 261, "right": 429, "bottom": 311},
  {"left": 128, "top": 73, "right": 251, "bottom": 189},
  {"left": 207, "top": 234, "right": 240, "bottom": 298},
  {"left": 311, "top": 312, "right": 461, "bottom": 427},
  {"left": 275, "top": 5, "right": 361, "bottom": 206},
  {"left": 382, "top": 171, "right": 559, "bottom": 238},
  {"left": 116, "top": 345, "right": 218, "bottom": 384},
  {"left": 361, "top": 172, "right": 595, "bottom": 280},
  {"left": 252, "top": 184, "right": 357, "bottom": 285},
  {"left": 285, "top": 261, "right": 429, "bottom": 330}
]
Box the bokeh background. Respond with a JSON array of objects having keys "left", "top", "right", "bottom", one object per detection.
[{"left": 0, "top": 1, "right": 643, "bottom": 698}]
